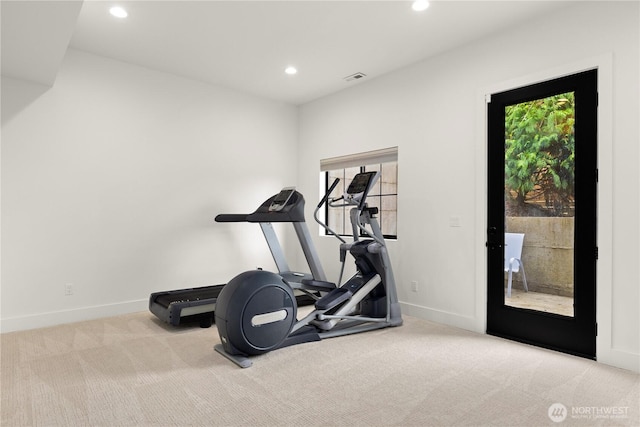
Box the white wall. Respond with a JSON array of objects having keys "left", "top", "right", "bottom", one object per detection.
[
  {"left": 1, "top": 49, "right": 298, "bottom": 331},
  {"left": 298, "top": 2, "right": 639, "bottom": 372}
]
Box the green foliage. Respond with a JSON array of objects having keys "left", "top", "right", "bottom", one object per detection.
[{"left": 505, "top": 92, "right": 575, "bottom": 216}]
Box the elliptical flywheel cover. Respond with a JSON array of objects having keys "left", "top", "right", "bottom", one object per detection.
[{"left": 215, "top": 270, "right": 296, "bottom": 355}]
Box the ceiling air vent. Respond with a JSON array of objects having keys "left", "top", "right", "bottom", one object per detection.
[{"left": 344, "top": 72, "right": 367, "bottom": 82}]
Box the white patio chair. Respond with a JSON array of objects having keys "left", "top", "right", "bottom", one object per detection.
[{"left": 505, "top": 232, "right": 528, "bottom": 298}]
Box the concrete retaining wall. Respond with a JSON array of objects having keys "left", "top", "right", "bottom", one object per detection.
[{"left": 506, "top": 217, "right": 574, "bottom": 297}]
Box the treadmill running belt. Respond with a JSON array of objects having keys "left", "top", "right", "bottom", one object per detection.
[{"left": 154, "top": 286, "right": 224, "bottom": 309}]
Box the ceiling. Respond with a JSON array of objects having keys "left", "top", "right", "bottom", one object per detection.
[{"left": 2, "top": 1, "right": 572, "bottom": 105}]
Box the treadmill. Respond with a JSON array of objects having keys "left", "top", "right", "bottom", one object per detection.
[
  {"left": 149, "top": 284, "right": 224, "bottom": 328},
  {"left": 149, "top": 187, "right": 329, "bottom": 328}
]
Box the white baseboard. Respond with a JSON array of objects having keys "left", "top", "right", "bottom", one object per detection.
[
  {"left": 597, "top": 347, "right": 640, "bottom": 373},
  {"left": 0, "top": 299, "right": 148, "bottom": 333},
  {"left": 401, "top": 302, "right": 640, "bottom": 373},
  {"left": 400, "top": 302, "right": 482, "bottom": 333}
]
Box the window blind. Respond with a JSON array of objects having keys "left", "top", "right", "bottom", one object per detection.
[{"left": 320, "top": 147, "right": 398, "bottom": 171}]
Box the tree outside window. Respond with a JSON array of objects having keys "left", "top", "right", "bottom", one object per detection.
[{"left": 505, "top": 92, "right": 575, "bottom": 217}]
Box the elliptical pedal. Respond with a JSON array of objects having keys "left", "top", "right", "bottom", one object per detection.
[{"left": 315, "top": 288, "right": 353, "bottom": 311}]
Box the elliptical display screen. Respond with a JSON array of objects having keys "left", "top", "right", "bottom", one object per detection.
[{"left": 347, "top": 172, "right": 377, "bottom": 195}]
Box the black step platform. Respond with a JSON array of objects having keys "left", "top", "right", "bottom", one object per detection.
[{"left": 149, "top": 284, "right": 317, "bottom": 328}]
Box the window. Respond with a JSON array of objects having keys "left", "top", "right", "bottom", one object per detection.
[{"left": 321, "top": 147, "right": 398, "bottom": 239}]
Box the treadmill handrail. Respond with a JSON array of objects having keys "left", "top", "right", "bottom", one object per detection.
[
  {"left": 215, "top": 214, "right": 250, "bottom": 223},
  {"left": 215, "top": 192, "right": 306, "bottom": 223}
]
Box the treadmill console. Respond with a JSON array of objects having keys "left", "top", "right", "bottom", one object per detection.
[{"left": 268, "top": 187, "right": 296, "bottom": 212}]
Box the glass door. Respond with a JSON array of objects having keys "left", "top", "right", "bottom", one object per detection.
[{"left": 486, "top": 70, "right": 597, "bottom": 359}]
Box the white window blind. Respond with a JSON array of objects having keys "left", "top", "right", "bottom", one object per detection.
[{"left": 320, "top": 147, "right": 398, "bottom": 171}]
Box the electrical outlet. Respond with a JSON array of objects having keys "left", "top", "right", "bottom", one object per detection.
[
  {"left": 411, "top": 281, "right": 418, "bottom": 292},
  {"left": 64, "top": 283, "right": 73, "bottom": 296}
]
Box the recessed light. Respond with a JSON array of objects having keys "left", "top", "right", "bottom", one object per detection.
[
  {"left": 110, "top": 6, "right": 128, "bottom": 18},
  {"left": 412, "top": 0, "right": 429, "bottom": 12},
  {"left": 285, "top": 66, "right": 298, "bottom": 75}
]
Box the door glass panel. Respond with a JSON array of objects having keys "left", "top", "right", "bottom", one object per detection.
[{"left": 504, "top": 92, "right": 575, "bottom": 317}]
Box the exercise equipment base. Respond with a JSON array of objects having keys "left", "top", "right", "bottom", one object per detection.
[{"left": 149, "top": 285, "right": 316, "bottom": 328}]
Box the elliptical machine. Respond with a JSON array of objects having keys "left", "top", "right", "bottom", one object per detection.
[{"left": 214, "top": 171, "right": 403, "bottom": 368}]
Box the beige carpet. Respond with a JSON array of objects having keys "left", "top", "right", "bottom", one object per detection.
[{"left": 1, "top": 312, "right": 638, "bottom": 426}]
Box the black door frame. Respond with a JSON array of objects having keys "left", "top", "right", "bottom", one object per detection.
[{"left": 486, "top": 69, "right": 598, "bottom": 359}]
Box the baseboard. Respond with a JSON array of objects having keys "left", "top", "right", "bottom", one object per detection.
[
  {"left": 400, "top": 302, "right": 482, "bottom": 333},
  {"left": 401, "top": 302, "right": 640, "bottom": 373},
  {"left": 597, "top": 347, "right": 640, "bottom": 373},
  {"left": 0, "top": 299, "right": 148, "bottom": 333}
]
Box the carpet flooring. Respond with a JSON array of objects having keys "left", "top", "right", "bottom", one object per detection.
[{"left": 1, "top": 312, "right": 638, "bottom": 426}]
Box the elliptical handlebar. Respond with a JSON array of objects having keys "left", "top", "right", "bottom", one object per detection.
[
  {"left": 314, "top": 177, "right": 346, "bottom": 244},
  {"left": 317, "top": 178, "right": 341, "bottom": 209},
  {"left": 313, "top": 171, "right": 386, "bottom": 246}
]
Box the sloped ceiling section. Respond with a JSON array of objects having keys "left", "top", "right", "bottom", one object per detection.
[{"left": 1, "top": 0, "right": 83, "bottom": 86}]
